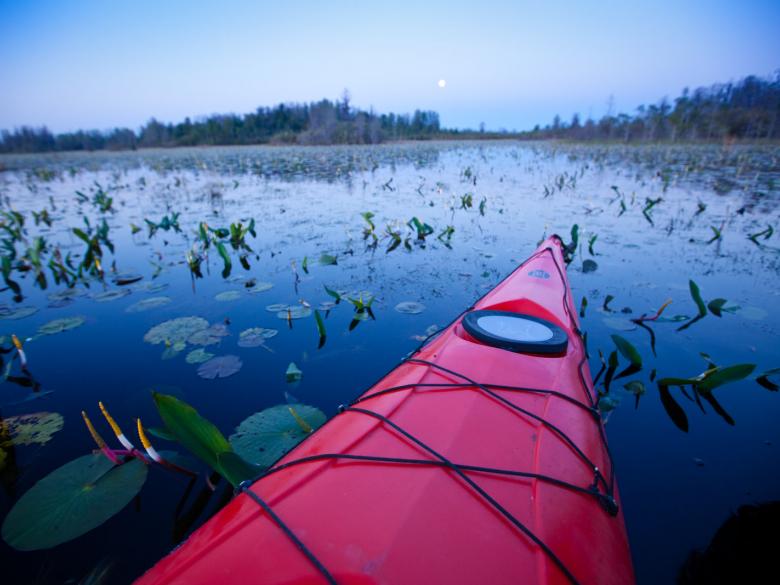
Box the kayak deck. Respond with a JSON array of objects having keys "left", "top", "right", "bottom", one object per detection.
[{"left": 137, "top": 237, "right": 634, "bottom": 585}]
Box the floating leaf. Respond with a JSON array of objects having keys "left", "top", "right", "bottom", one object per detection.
[
  {"left": 247, "top": 282, "right": 273, "bottom": 294},
  {"left": 319, "top": 254, "right": 338, "bottom": 266},
  {"left": 187, "top": 323, "right": 229, "bottom": 346},
  {"left": 185, "top": 348, "right": 215, "bottom": 364},
  {"left": 739, "top": 306, "right": 768, "bottom": 321},
  {"left": 395, "top": 301, "right": 426, "bottom": 314},
  {"left": 113, "top": 273, "right": 142, "bottom": 286},
  {"left": 602, "top": 317, "right": 636, "bottom": 331},
  {"left": 125, "top": 297, "right": 171, "bottom": 313},
  {"left": 92, "top": 289, "right": 131, "bottom": 303},
  {"left": 0, "top": 412, "right": 64, "bottom": 447},
  {"left": 1, "top": 455, "right": 147, "bottom": 550},
  {"left": 285, "top": 362, "right": 303, "bottom": 383},
  {"left": 37, "top": 316, "right": 86, "bottom": 336},
  {"left": 237, "top": 327, "right": 278, "bottom": 348},
  {"left": 582, "top": 259, "right": 598, "bottom": 274},
  {"left": 144, "top": 317, "right": 208, "bottom": 345},
  {"left": 196, "top": 355, "right": 243, "bottom": 379},
  {"left": 265, "top": 303, "right": 289, "bottom": 312},
  {"left": 215, "top": 290, "right": 242, "bottom": 302},
  {"left": 623, "top": 380, "right": 646, "bottom": 396},
  {"left": 161, "top": 341, "right": 187, "bottom": 360},
  {"left": 230, "top": 404, "right": 326, "bottom": 468},
  {"left": 276, "top": 306, "right": 312, "bottom": 320},
  {"left": 0, "top": 306, "right": 38, "bottom": 320}
]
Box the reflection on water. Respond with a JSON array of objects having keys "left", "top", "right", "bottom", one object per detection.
[{"left": 0, "top": 141, "right": 778, "bottom": 584}]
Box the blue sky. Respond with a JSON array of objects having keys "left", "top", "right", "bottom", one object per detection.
[{"left": 1, "top": 0, "right": 778, "bottom": 132}]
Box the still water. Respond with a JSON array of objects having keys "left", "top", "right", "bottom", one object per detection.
[{"left": 0, "top": 141, "right": 778, "bottom": 584}]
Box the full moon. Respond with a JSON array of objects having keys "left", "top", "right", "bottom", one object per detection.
[{"left": 437, "top": 79, "right": 446, "bottom": 88}]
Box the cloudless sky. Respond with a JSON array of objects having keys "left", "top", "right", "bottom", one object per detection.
[{"left": 1, "top": 0, "right": 778, "bottom": 132}]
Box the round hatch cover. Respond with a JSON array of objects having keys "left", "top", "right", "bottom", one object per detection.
[{"left": 462, "top": 310, "right": 568, "bottom": 354}]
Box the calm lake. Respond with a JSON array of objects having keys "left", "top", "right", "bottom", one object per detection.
[{"left": 0, "top": 141, "right": 778, "bottom": 584}]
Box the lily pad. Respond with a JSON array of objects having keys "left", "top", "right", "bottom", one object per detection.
[
  {"left": 582, "top": 259, "right": 598, "bottom": 273},
  {"left": 47, "top": 289, "right": 85, "bottom": 302},
  {"left": 285, "top": 362, "right": 303, "bottom": 383},
  {"left": 265, "top": 303, "right": 289, "bottom": 312},
  {"left": 113, "top": 273, "right": 143, "bottom": 286},
  {"left": 229, "top": 404, "right": 326, "bottom": 468},
  {"left": 92, "top": 289, "right": 131, "bottom": 303},
  {"left": 739, "top": 306, "right": 768, "bottom": 321},
  {"left": 395, "top": 301, "right": 426, "bottom": 315},
  {"left": 1, "top": 455, "right": 147, "bottom": 551},
  {"left": 237, "top": 327, "right": 279, "bottom": 348},
  {"left": 144, "top": 316, "right": 209, "bottom": 345},
  {"left": 215, "top": 290, "right": 242, "bottom": 302},
  {"left": 276, "top": 306, "right": 312, "bottom": 320},
  {"left": 0, "top": 412, "right": 64, "bottom": 447},
  {"left": 602, "top": 317, "right": 637, "bottom": 331},
  {"left": 0, "top": 306, "right": 38, "bottom": 320},
  {"left": 187, "top": 323, "right": 230, "bottom": 346},
  {"left": 197, "top": 355, "right": 243, "bottom": 379},
  {"left": 161, "top": 341, "right": 187, "bottom": 360},
  {"left": 247, "top": 282, "right": 273, "bottom": 293},
  {"left": 125, "top": 296, "right": 171, "bottom": 313},
  {"left": 37, "top": 316, "right": 86, "bottom": 336},
  {"left": 185, "top": 348, "right": 215, "bottom": 364}
]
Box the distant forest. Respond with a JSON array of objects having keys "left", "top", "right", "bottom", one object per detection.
[
  {"left": 0, "top": 92, "right": 447, "bottom": 153},
  {"left": 1, "top": 73, "right": 778, "bottom": 153},
  {"left": 528, "top": 72, "right": 780, "bottom": 141}
]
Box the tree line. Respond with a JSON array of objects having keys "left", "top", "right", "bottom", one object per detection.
[
  {"left": 2, "top": 73, "right": 779, "bottom": 153},
  {"left": 526, "top": 72, "right": 780, "bottom": 142},
  {"left": 0, "top": 92, "right": 444, "bottom": 153}
]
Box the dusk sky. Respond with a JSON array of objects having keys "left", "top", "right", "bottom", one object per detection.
[{"left": 1, "top": 0, "right": 778, "bottom": 133}]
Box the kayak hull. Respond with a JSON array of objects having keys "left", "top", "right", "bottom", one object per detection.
[{"left": 136, "top": 237, "right": 634, "bottom": 585}]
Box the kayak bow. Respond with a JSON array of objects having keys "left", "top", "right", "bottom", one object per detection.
[{"left": 137, "top": 236, "right": 634, "bottom": 585}]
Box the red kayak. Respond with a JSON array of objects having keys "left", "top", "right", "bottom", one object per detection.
[{"left": 137, "top": 236, "right": 634, "bottom": 585}]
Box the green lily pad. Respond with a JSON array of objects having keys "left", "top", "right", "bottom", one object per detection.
[
  {"left": 229, "top": 404, "right": 326, "bottom": 468},
  {"left": 125, "top": 296, "right": 171, "bottom": 313},
  {"left": 0, "top": 412, "right": 64, "bottom": 447},
  {"left": 247, "top": 282, "right": 273, "bottom": 293},
  {"left": 92, "top": 289, "right": 131, "bottom": 302},
  {"left": 37, "top": 316, "right": 86, "bottom": 336},
  {"left": 1, "top": 455, "right": 147, "bottom": 551},
  {"left": 395, "top": 301, "right": 425, "bottom": 314},
  {"left": 197, "top": 355, "right": 243, "bottom": 379},
  {"left": 237, "top": 328, "right": 279, "bottom": 348},
  {"left": 144, "top": 316, "right": 209, "bottom": 345},
  {"left": 0, "top": 306, "right": 38, "bottom": 320},
  {"left": 185, "top": 348, "right": 215, "bottom": 364},
  {"left": 276, "top": 306, "right": 312, "bottom": 320},
  {"left": 265, "top": 303, "right": 289, "bottom": 312},
  {"left": 215, "top": 290, "right": 242, "bottom": 302}
]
